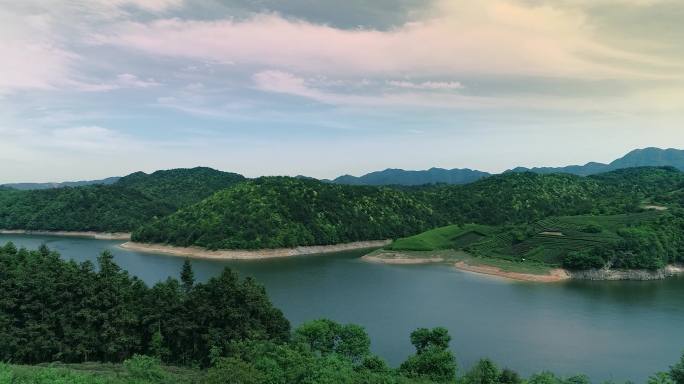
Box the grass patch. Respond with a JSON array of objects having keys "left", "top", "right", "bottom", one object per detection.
[
  {"left": 382, "top": 211, "right": 666, "bottom": 270},
  {"left": 387, "top": 224, "right": 494, "bottom": 251},
  {"left": 368, "top": 249, "right": 553, "bottom": 275},
  {"left": 2, "top": 361, "right": 205, "bottom": 383}
]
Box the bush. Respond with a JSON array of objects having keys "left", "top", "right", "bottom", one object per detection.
[
  {"left": 581, "top": 223, "right": 602, "bottom": 233},
  {"left": 123, "top": 355, "right": 167, "bottom": 383},
  {"left": 562, "top": 250, "right": 606, "bottom": 270}
]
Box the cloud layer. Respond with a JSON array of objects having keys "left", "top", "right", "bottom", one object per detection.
[{"left": 1, "top": 0, "right": 684, "bottom": 182}]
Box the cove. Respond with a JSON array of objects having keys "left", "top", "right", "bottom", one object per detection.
[{"left": 2, "top": 233, "right": 683, "bottom": 383}]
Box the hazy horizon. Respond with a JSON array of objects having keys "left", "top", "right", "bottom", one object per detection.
[
  {"left": 1, "top": 146, "right": 680, "bottom": 184},
  {"left": 2, "top": 1, "right": 684, "bottom": 183}
]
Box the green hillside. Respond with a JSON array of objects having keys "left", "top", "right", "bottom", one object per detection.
[
  {"left": 132, "top": 167, "right": 684, "bottom": 254},
  {"left": 381, "top": 209, "right": 684, "bottom": 270},
  {"left": 0, "top": 185, "right": 173, "bottom": 232},
  {"left": 0, "top": 168, "right": 246, "bottom": 232},
  {"left": 116, "top": 167, "right": 245, "bottom": 209},
  {"left": 132, "top": 177, "right": 439, "bottom": 249},
  {"left": 386, "top": 224, "right": 496, "bottom": 251}
]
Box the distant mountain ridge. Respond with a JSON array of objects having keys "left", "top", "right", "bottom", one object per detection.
[
  {"left": 1, "top": 177, "right": 120, "bottom": 190},
  {"left": 331, "top": 147, "right": 684, "bottom": 186},
  {"left": 507, "top": 148, "right": 684, "bottom": 176},
  {"left": 3, "top": 147, "right": 683, "bottom": 189},
  {"left": 331, "top": 167, "right": 491, "bottom": 186}
]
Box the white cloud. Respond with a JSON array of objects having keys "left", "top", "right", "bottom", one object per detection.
[
  {"left": 116, "top": 73, "right": 161, "bottom": 88},
  {"left": 387, "top": 80, "right": 464, "bottom": 90},
  {"left": 49, "top": 126, "right": 142, "bottom": 152},
  {"left": 98, "top": 0, "right": 682, "bottom": 81}
]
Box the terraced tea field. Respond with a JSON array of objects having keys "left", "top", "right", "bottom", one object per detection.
[{"left": 467, "top": 211, "right": 663, "bottom": 265}]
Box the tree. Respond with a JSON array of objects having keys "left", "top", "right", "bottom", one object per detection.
[
  {"left": 293, "top": 319, "right": 370, "bottom": 364},
  {"left": 499, "top": 368, "right": 522, "bottom": 384},
  {"left": 400, "top": 327, "right": 457, "bottom": 383},
  {"left": 465, "top": 358, "right": 500, "bottom": 384},
  {"left": 670, "top": 352, "right": 684, "bottom": 384},
  {"left": 180, "top": 259, "right": 195, "bottom": 292},
  {"left": 409, "top": 327, "right": 451, "bottom": 354}
]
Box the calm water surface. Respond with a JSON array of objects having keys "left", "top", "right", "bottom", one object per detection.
[{"left": 2, "top": 233, "right": 683, "bottom": 382}]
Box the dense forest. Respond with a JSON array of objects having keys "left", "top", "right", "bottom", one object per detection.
[
  {"left": 2, "top": 166, "right": 684, "bottom": 271},
  {"left": 3, "top": 243, "right": 684, "bottom": 383},
  {"left": 133, "top": 167, "right": 684, "bottom": 252},
  {"left": 0, "top": 168, "right": 244, "bottom": 232},
  {"left": 115, "top": 167, "right": 245, "bottom": 209},
  {"left": 0, "top": 185, "right": 172, "bottom": 232},
  {"left": 132, "top": 177, "right": 439, "bottom": 249}
]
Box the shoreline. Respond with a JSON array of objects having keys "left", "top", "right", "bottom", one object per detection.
[
  {"left": 120, "top": 239, "right": 392, "bottom": 260},
  {"left": 0, "top": 229, "right": 131, "bottom": 240},
  {"left": 361, "top": 249, "right": 566, "bottom": 282},
  {"left": 362, "top": 250, "right": 684, "bottom": 282},
  {"left": 453, "top": 261, "right": 571, "bottom": 283},
  {"left": 362, "top": 254, "right": 444, "bottom": 265}
]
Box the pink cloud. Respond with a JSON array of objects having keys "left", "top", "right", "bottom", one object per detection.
[{"left": 96, "top": 0, "right": 673, "bottom": 80}]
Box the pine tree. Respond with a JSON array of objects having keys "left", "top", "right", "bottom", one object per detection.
[{"left": 180, "top": 259, "right": 195, "bottom": 293}]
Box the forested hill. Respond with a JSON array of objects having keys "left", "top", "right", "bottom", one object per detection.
[
  {"left": 132, "top": 177, "right": 440, "bottom": 249},
  {"left": 115, "top": 167, "right": 246, "bottom": 209},
  {"left": 0, "top": 185, "right": 173, "bottom": 232},
  {"left": 0, "top": 167, "right": 246, "bottom": 232},
  {"left": 132, "top": 167, "right": 684, "bottom": 250},
  {"left": 332, "top": 167, "right": 490, "bottom": 186}
]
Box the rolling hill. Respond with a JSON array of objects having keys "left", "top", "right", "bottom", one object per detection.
[
  {"left": 132, "top": 167, "right": 684, "bottom": 253},
  {"left": 508, "top": 147, "right": 684, "bottom": 176},
  {"left": 0, "top": 177, "right": 120, "bottom": 190},
  {"left": 332, "top": 167, "right": 490, "bottom": 186},
  {"left": 0, "top": 167, "right": 246, "bottom": 232}
]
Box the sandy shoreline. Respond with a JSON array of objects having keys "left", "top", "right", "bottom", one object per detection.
[
  {"left": 363, "top": 250, "right": 570, "bottom": 282},
  {"left": 120, "top": 239, "right": 391, "bottom": 260},
  {"left": 454, "top": 261, "right": 571, "bottom": 283},
  {"left": 362, "top": 254, "right": 444, "bottom": 265},
  {"left": 0, "top": 229, "right": 131, "bottom": 240}
]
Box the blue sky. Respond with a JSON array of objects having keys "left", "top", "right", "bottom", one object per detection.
[{"left": 1, "top": 0, "right": 683, "bottom": 182}]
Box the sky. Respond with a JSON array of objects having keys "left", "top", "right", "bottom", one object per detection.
[{"left": 1, "top": 0, "right": 684, "bottom": 183}]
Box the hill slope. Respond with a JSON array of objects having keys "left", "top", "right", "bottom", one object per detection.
[
  {"left": 332, "top": 167, "right": 490, "bottom": 186},
  {"left": 133, "top": 167, "right": 684, "bottom": 250},
  {"left": 1, "top": 177, "right": 120, "bottom": 190},
  {"left": 132, "top": 177, "right": 439, "bottom": 249},
  {"left": 115, "top": 167, "right": 245, "bottom": 209},
  {"left": 0, "top": 167, "right": 246, "bottom": 232},
  {"left": 0, "top": 185, "right": 173, "bottom": 232},
  {"left": 509, "top": 147, "right": 684, "bottom": 176}
]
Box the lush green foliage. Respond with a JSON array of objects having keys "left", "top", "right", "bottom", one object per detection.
[
  {"left": 0, "top": 168, "right": 245, "bottom": 232},
  {"left": 5, "top": 244, "right": 684, "bottom": 383},
  {"left": 115, "top": 167, "right": 245, "bottom": 209},
  {"left": 0, "top": 243, "right": 289, "bottom": 366},
  {"left": 387, "top": 224, "right": 494, "bottom": 251},
  {"left": 386, "top": 208, "right": 684, "bottom": 270},
  {"left": 332, "top": 167, "right": 490, "bottom": 186},
  {"left": 133, "top": 167, "right": 684, "bottom": 250},
  {"left": 3, "top": 166, "right": 684, "bottom": 260},
  {"left": 133, "top": 177, "right": 439, "bottom": 249},
  {"left": 0, "top": 185, "right": 172, "bottom": 232}
]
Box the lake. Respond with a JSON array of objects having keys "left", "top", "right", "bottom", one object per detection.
[{"left": 2, "top": 233, "right": 683, "bottom": 382}]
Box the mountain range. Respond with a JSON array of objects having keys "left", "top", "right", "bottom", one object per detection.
[
  {"left": 1, "top": 177, "right": 121, "bottom": 190},
  {"left": 3, "top": 147, "right": 684, "bottom": 189},
  {"left": 331, "top": 147, "right": 684, "bottom": 186}
]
